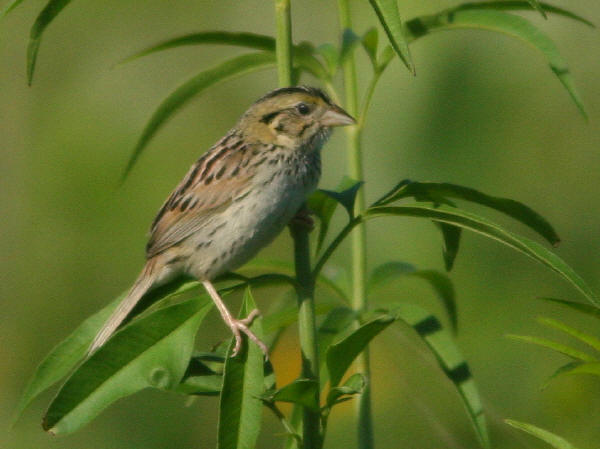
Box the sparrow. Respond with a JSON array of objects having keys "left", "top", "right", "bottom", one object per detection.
[{"left": 89, "top": 86, "right": 355, "bottom": 357}]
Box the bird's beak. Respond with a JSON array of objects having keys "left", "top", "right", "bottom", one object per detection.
[{"left": 320, "top": 104, "right": 356, "bottom": 127}]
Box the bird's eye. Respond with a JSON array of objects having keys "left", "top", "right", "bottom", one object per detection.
[{"left": 296, "top": 103, "right": 310, "bottom": 115}]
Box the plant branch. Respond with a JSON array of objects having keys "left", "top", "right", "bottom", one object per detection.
[
  {"left": 336, "top": 1, "right": 374, "bottom": 448},
  {"left": 275, "top": 1, "right": 321, "bottom": 448}
]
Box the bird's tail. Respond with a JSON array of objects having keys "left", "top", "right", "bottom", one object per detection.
[{"left": 88, "top": 262, "right": 156, "bottom": 355}]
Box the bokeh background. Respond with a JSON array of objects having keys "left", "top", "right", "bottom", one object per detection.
[{"left": 2, "top": 1, "right": 599, "bottom": 448}]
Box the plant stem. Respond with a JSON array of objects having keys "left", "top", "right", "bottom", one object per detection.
[
  {"left": 275, "top": 1, "right": 321, "bottom": 448},
  {"left": 292, "top": 226, "right": 321, "bottom": 449},
  {"left": 275, "top": 0, "right": 293, "bottom": 86},
  {"left": 337, "top": 1, "right": 374, "bottom": 448}
]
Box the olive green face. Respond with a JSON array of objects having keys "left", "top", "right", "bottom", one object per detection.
[{"left": 240, "top": 86, "right": 355, "bottom": 149}]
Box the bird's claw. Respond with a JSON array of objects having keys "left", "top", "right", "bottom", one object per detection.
[
  {"left": 290, "top": 207, "right": 314, "bottom": 231},
  {"left": 229, "top": 309, "right": 269, "bottom": 359}
]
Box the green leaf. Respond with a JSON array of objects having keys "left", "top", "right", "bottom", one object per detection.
[
  {"left": 326, "top": 373, "right": 366, "bottom": 408},
  {"left": 327, "top": 313, "right": 395, "bottom": 387},
  {"left": 122, "top": 31, "right": 275, "bottom": 63},
  {"left": 308, "top": 189, "right": 338, "bottom": 254},
  {"left": 361, "top": 27, "right": 379, "bottom": 68},
  {"left": 27, "top": 0, "right": 73, "bottom": 85},
  {"left": 377, "top": 45, "right": 395, "bottom": 71},
  {"left": 309, "top": 179, "right": 362, "bottom": 253},
  {"left": 560, "top": 362, "right": 600, "bottom": 378},
  {"left": 318, "top": 307, "right": 356, "bottom": 386},
  {"left": 317, "top": 43, "right": 339, "bottom": 76},
  {"left": 437, "top": 222, "right": 462, "bottom": 271},
  {"left": 452, "top": 2, "right": 594, "bottom": 27},
  {"left": 121, "top": 31, "right": 326, "bottom": 79},
  {"left": 507, "top": 334, "right": 596, "bottom": 361},
  {"left": 340, "top": 28, "right": 361, "bottom": 65},
  {"left": 242, "top": 258, "right": 348, "bottom": 302},
  {"left": 539, "top": 297, "right": 600, "bottom": 319},
  {"left": 375, "top": 181, "right": 561, "bottom": 247},
  {"left": 541, "top": 361, "right": 583, "bottom": 389},
  {"left": 388, "top": 303, "right": 489, "bottom": 448},
  {"left": 13, "top": 295, "right": 122, "bottom": 423},
  {"left": 368, "top": 0, "right": 415, "bottom": 74},
  {"left": 319, "top": 179, "right": 363, "bottom": 220},
  {"left": 0, "top": 0, "right": 26, "bottom": 19},
  {"left": 43, "top": 298, "right": 211, "bottom": 434},
  {"left": 525, "top": 0, "right": 547, "bottom": 19},
  {"left": 362, "top": 204, "right": 599, "bottom": 307},
  {"left": 537, "top": 316, "right": 600, "bottom": 352},
  {"left": 505, "top": 419, "right": 580, "bottom": 449},
  {"left": 368, "top": 262, "right": 458, "bottom": 332},
  {"left": 217, "top": 288, "right": 265, "bottom": 449},
  {"left": 404, "top": 9, "right": 587, "bottom": 117},
  {"left": 123, "top": 52, "right": 275, "bottom": 180},
  {"left": 177, "top": 355, "right": 223, "bottom": 396},
  {"left": 14, "top": 275, "right": 201, "bottom": 424},
  {"left": 262, "top": 378, "right": 319, "bottom": 411}
]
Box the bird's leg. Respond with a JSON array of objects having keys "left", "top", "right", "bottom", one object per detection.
[
  {"left": 202, "top": 281, "right": 268, "bottom": 358},
  {"left": 290, "top": 204, "right": 314, "bottom": 231}
]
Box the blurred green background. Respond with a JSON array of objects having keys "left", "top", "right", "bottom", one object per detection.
[{"left": 2, "top": 1, "right": 599, "bottom": 448}]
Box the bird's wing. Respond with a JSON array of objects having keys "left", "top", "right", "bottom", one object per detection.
[{"left": 146, "top": 136, "right": 255, "bottom": 258}]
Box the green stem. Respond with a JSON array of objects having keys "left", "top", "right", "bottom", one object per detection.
[
  {"left": 275, "top": 0, "right": 293, "bottom": 86},
  {"left": 275, "top": 1, "right": 321, "bottom": 448},
  {"left": 337, "top": 1, "right": 374, "bottom": 449},
  {"left": 292, "top": 226, "right": 321, "bottom": 449}
]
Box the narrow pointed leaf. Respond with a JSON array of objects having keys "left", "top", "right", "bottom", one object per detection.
[
  {"left": 361, "top": 27, "right": 379, "bottom": 67},
  {"left": 539, "top": 297, "right": 600, "bottom": 319},
  {"left": 404, "top": 9, "right": 587, "bottom": 116},
  {"left": 317, "top": 43, "right": 339, "bottom": 75},
  {"left": 319, "top": 179, "right": 363, "bottom": 220},
  {"left": 368, "top": 0, "right": 414, "bottom": 74},
  {"left": 362, "top": 205, "right": 599, "bottom": 307},
  {"left": 388, "top": 303, "right": 489, "bottom": 448},
  {"left": 27, "top": 0, "right": 73, "bottom": 85},
  {"left": 123, "top": 52, "right": 275, "bottom": 180},
  {"left": 326, "top": 373, "right": 366, "bottom": 408},
  {"left": 177, "top": 356, "right": 223, "bottom": 395},
  {"left": 14, "top": 275, "right": 200, "bottom": 423},
  {"left": 538, "top": 317, "right": 600, "bottom": 352},
  {"left": 437, "top": 222, "right": 462, "bottom": 271},
  {"left": 43, "top": 298, "right": 211, "bottom": 434},
  {"left": 507, "top": 334, "right": 596, "bottom": 362},
  {"left": 318, "top": 307, "right": 356, "bottom": 386},
  {"left": 217, "top": 288, "right": 264, "bottom": 449},
  {"left": 327, "top": 314, "right": 395, "bottom": 387},
  {"left": 262, "top": 379, "right": 319, "bottom": 411},
  {"left": 541, "top": 361, "right": 583, "bottom": 389},
  {"left": 14, "top": 295, "right": 122, "bottom": 422},
  {"left": 376, "top": 181, "right": 560, "bottom": 246},
  {"left": 121, "top": 31, "right": 325, "bottom": 78},
  {"left": 340, "top": 29, "right": 361, "bottom": 66},
  {"left": 0, "top": 0, "right": 26, "bottom": 18},
  {"left": 560, "top": 362, "right": 600, "bottom": 378},
  {"left": 452, "top": 2, "right": 594, "bottom": 27},
  {"left": 505, "top": 419, "right": 580, "bottom": 449},
  {"left": 122, "top": 32, "right": 275, "bottom": 63},
  {"left": 368, "top": 262, "right": 457, "bottom": 332},
  {"left": 525, "top": 0, "right": 546, "bottom": 18},
  {"left": 309, "top": 179, "right": 362, "bottom": 252}
]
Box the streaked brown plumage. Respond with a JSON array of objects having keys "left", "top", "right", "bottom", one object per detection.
[{"left": 90, "top": 86, "right": 355, "bottom": 357}]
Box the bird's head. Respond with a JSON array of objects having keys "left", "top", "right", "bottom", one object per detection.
[{"left": 239, "top": 86, "right": 355, "bottom": 150}]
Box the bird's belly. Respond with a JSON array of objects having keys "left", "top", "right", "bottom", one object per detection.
[{"left": 185, "top": 173, "right": 311, "bottom": 279}]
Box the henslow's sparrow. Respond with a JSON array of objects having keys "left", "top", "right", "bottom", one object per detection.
[{"left": 90, "top": 86, "right": 355, "bottom": 356}]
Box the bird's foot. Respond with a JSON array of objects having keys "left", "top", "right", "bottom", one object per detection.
[
  {"left": 229, "top": 309, "right": 269, "bottom": 359},
  {"left": 290, "top": 206, "right": 314, "bottom": 231}
]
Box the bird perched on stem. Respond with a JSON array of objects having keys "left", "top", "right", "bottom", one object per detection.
[{"left": 89, "top": 86, "right": 355, "bottom": 357}]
